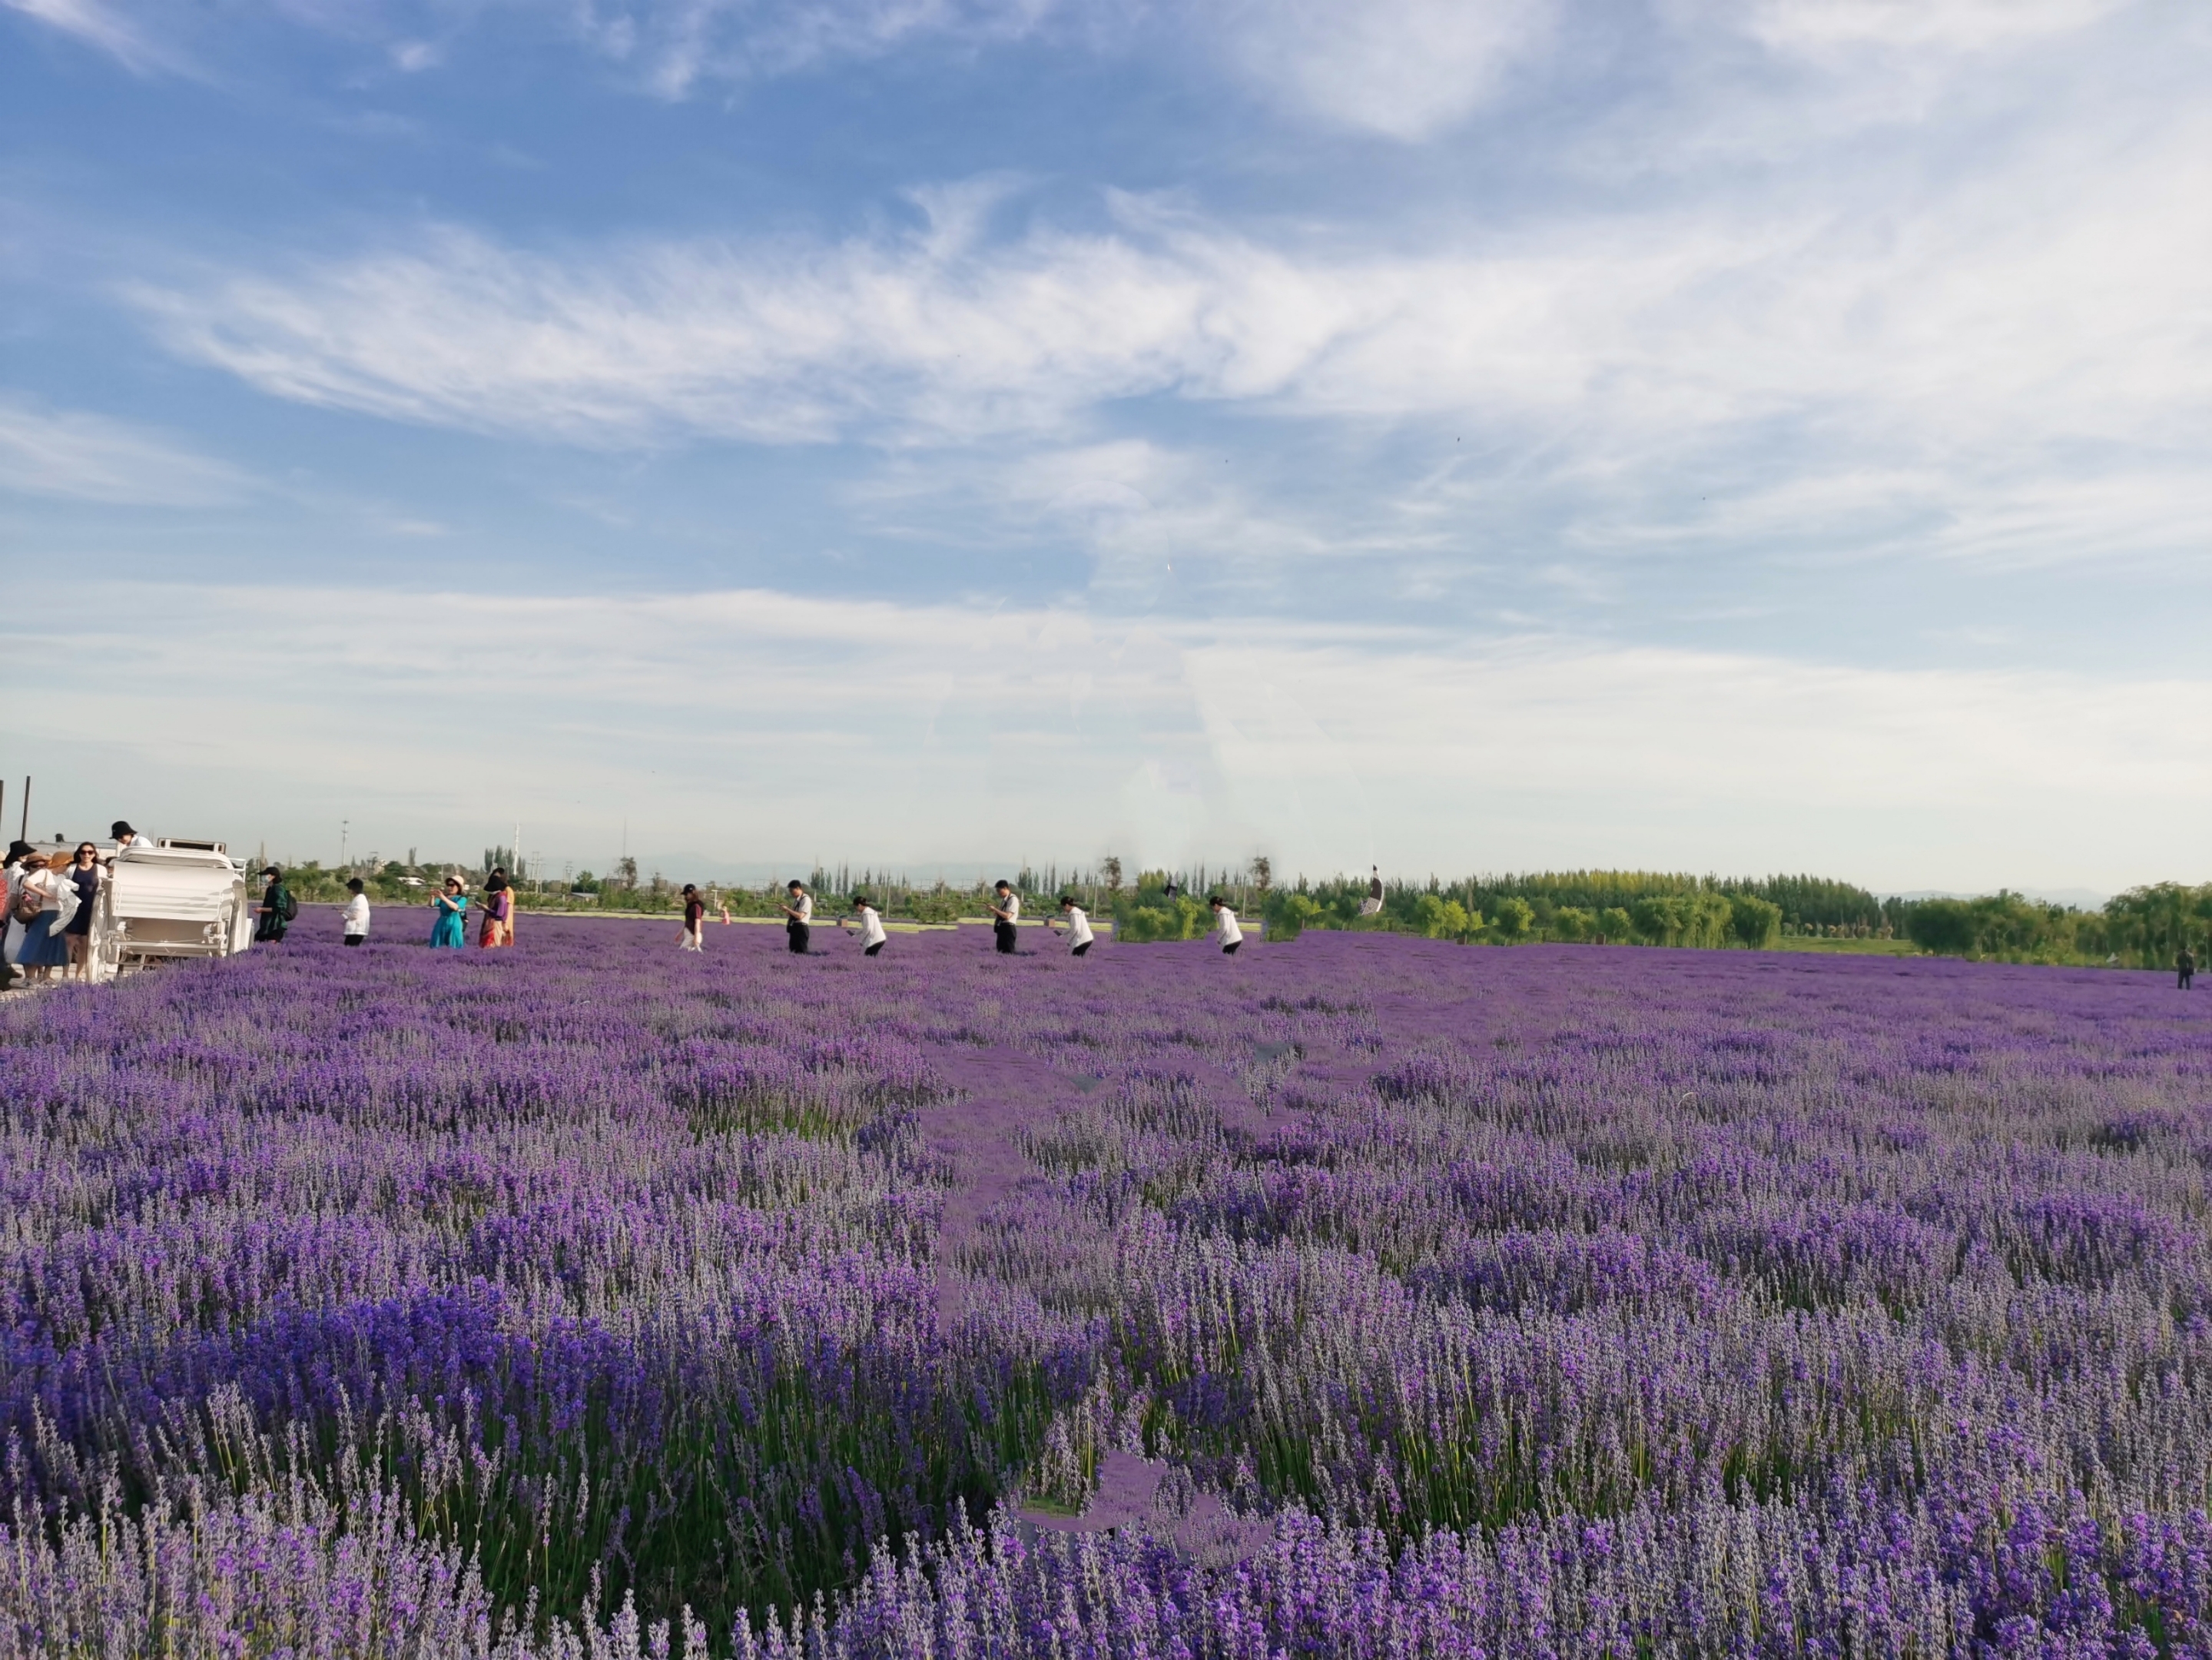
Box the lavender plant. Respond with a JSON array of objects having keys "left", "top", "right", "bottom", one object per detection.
[{"left": 3, "top": 921, "right": 2209, "bottom": 1654}]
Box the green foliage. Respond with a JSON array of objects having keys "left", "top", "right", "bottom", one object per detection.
[
  {"left": 2104, "top": 881, "right": 2212, "bottom": 968},
  {"left": 1265, "top": 892, "right": 1326, "bottom": 941},
  {"left": 1116, "top": 895, "right": 1209, "bottom": 941},
  {"left": 1600, "top": 907, "right": 1633, "bottom": 943},
  {"left": 1729, "top": 895, "right": 1783, "bottom": 949},
  {"left": 1628, "top": 894, "right": 1733, "bottom": 948},
  {"left": 1905, "top": 899, "right": 1977, "bottom": 955},
  {"left": 1491, "top": 896, "right": 1534, "bottom": 941},
  {"left": 1892, "top": 889, "right": 2163, "bottom": 964},
  {"left": 1550, "top": 907, "right": 1594, "bottom": 942},
  {"left": 1414, "top": 894, "right": 1481, "bottom": 941}
]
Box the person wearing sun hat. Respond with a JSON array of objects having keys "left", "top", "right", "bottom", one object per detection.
[{"left": 429, "top": 875, "right": 469, "bottom": 949}]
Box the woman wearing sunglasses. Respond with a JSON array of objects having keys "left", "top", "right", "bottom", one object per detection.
[{"left": 62, "top": 843, "right": 101, "bottom": 981}]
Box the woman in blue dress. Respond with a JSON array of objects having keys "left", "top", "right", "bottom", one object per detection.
[
  {"left": 11, "top": 852, "right": 74, "bottom": 982},
  {"left": 429, "top": 877, "right": 469, "bottom": 948}
]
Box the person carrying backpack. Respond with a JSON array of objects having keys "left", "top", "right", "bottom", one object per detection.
[{"left": 257, "top": 866, "right": 296, "bottom": 943}]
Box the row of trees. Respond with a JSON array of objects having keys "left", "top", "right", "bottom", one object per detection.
[
  {"left": 1250, "top": 871, "right": 2207, "bottom": 967},
  {"left": 1900, "top": 885, "right": 2212, "bottom": 966},
  {"left": 275, "top": 852, "right": 2212, "bottom": 968},
  {"left": 1253, "top": 878, "right": 1784, "bottom": 951}
]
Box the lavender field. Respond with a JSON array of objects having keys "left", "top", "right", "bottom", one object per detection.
[{"left": 5, "top": 919, "right": 2212, "bottom": 1655}]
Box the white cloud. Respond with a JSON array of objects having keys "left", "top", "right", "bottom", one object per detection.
[
  {"left": 2, "top": 0, "right": 182, "bottom": 72},
  {"left": 123, "top": 108, "right": 2212, "bottom": 573},
  {"left": 568, "top": 0, "right": 1061, "bottom": 97},
  {"left": 1738, "top": 0, "right": 2129, "bottom": 57},
  {"left": 1213, "top": 0, "right": 1557, "bottom": 140},
  {"left": 8, "top": 579, "right": 2203, "bottom": 891},
  {"left": 0, "top": 397, "right": 253, "bottom": 506}
]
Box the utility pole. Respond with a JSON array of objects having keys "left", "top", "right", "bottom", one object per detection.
[
  {"left": 18, "top": 776, "right": 28, "bottom": 844},
  {"left": 341, "top": 819, "right": 349, "bottom": 869}
]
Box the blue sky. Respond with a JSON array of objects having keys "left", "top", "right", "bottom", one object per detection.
[{"left": 3, "top": 0, "right": 2206, "bottom": 895}]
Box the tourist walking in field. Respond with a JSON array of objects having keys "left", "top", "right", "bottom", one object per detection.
[
  {"left": 429, "top": 878, "right": 469, "bottom": 948},
  {"left": 255, "top": 867, "right": 294, "bottom": 944},
  {"left": 62, "top": 842, "right": 101, "bottom": 979},
  {"left": 781, "top": 880, "right": 813, "bottom": 954},
  {"left": 1051, "top": 895, "right": 1095, "bottom": 956},
  {"left": 342, "top": 878, "right": 370, "bottom": 947},
  {"left": 845, "top": 894, "right": 888, "bottom": 956},
  {"left": 678, "top": 884, "right": 727, "bottom": 951},
  {"left": 1209, "top": 894, "right": 1244, "bottom": 956},
  {"left": 2182, "top": 948, "right": 2197, "bottom": 991},
  {"left": 479, "top": 870, "right": 514, "bottom": 948},
  {"left": 1358, "top": 867, "right": 1385, "bottom": 917},
  {"left": 990, "top": 880, "right": 1020, "bottom": 954},
  {"left": 9, "top": 851, "right": 72, "bottom": 983}
]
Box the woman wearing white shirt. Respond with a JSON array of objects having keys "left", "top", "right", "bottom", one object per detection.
[
  {"left": 846, "top": 895, "right": 888, "bottom": 957},
  {"left": 1052, "top": 895, "right": 1095, "bottom": 957},
  {"left": 1209, "top": 895, "right": 1244, "bottom": 956},
  {"left": 781, "top": 881, "right": 813, "bottom": 954},
  {"left": 342, "top": 878, "right": 371, "bottom": 946},
  {"left": 11, "top": 852, "right": 74, "bottom": 983}
]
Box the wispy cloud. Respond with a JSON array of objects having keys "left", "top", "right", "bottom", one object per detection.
[
  {"left": 122, "top": 95, "right": 2212, "bottom": 569},
  {"left": 571, "top": 0, "right": 1061, "bottom": 98},
  {"left": 1212, "top": 0, "right": 1558, "bottom": 140},
  {"left": 1735, "top": 0, "right": 2131, "bottom": 57},
  {"left": 0, "top": 396, "right": 253, "bottom": 506},
  {"left": 1, "top": 0, "right": 184, "bottom": 72}
]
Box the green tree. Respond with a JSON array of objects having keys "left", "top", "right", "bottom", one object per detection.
[
  {"left": 1729, "top": 895, "right": 1782, "bottom": 949},
  {"left": 1493, "top": 896, "right": 1534, "bottom": 942},
  {"left": 1906, "top": 899, "right": 1975, "bottom": 954},
  {"left": 1551, "top": 906, "right": 1595, "bottom": 942},
  {"left": 1630, "top": 895, "right": 1683, "bottom": 945},
  {"left": 1267, "top": 891, "right": 1325, "bottom": 941},
  {"left": 1414, "top": 895, "right": 1477, "bottom": 941},
  {"left": 1599, "top": 907, "right": 1632, "bottom": 943}
]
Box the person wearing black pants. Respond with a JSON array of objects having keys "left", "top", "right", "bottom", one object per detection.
[
  {"left": 1053, "top": 895, "right": 1094, "bottom": 957},
  {"left": 1209, "top": 894, "right": 1243, "bottom": 956},
  {"left": 2182, "top": 948, "right": 2197, "bottom": 991},
  {"left": 781, "top": 880, "right": 812, "bottom": 954},
  {"left": 847, "top": 894, "right": 888, "bottom": 957},
  {"left": 990, "top": 879, "right": 1020, "bottom": 954}
]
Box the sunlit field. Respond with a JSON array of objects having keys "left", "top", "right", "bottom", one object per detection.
[{"left": 5, "top": 920, "right": 2210, "bottom": 1655}]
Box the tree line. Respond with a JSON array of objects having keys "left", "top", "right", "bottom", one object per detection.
[{"left": 265, "top": 855, "right": 2211, "bottom": 968}]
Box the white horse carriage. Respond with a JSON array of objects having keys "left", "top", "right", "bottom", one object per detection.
[{"left": 88, "top": 839, "right": 254, "bottom": 982}]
